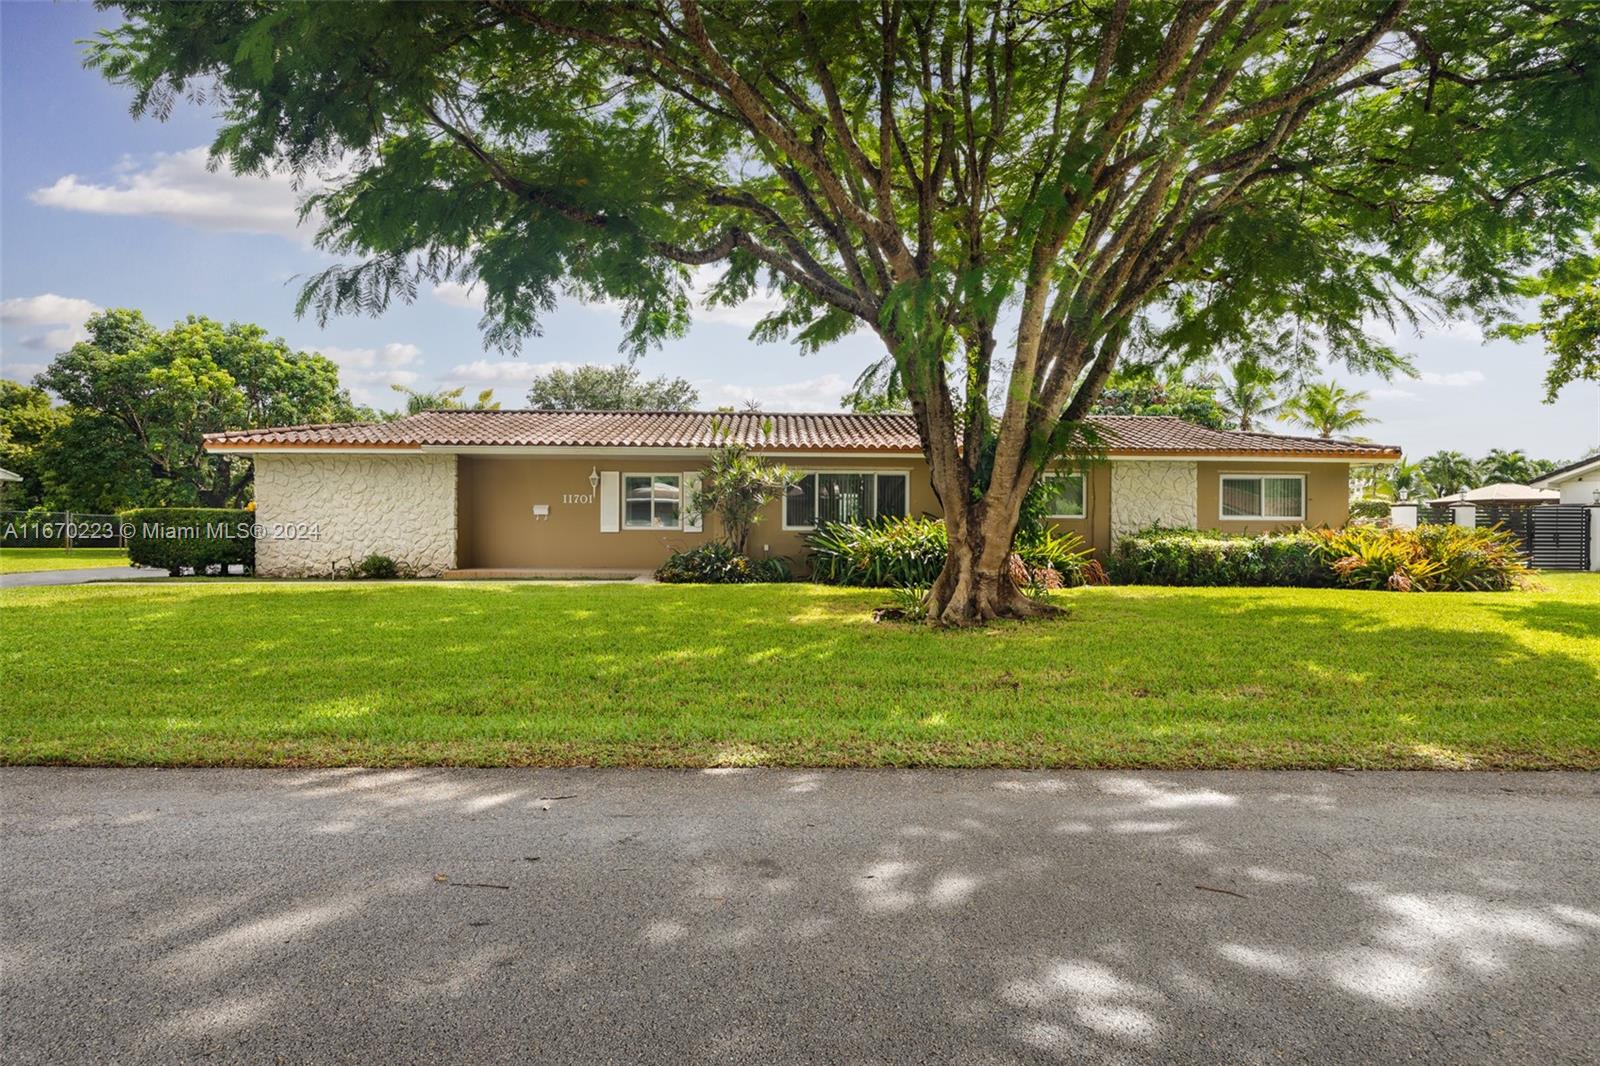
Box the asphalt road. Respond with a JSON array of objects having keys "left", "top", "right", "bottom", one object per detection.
[{"left": 3, "top": 769, "right": 1597, "bottom": 1065}]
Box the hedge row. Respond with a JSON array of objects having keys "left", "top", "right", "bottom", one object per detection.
[
  {"left": 1109, "top": 524, "right": 1532, "bottom": 592},
  {"left": 121, "top": 508, "right": 255, "bottom": 576}
]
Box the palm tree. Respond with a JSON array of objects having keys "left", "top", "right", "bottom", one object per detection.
[
  {"left": 1214, "top": 362, "right": 1284, "bottom": 432},
  {"left": 390, "top": 385, "right": 499, "bottom": 414},
  {"left": 1374, "top": 459, "right": 1431, "bottom": 500},
  {"left": 1282, "top": 380, "right": 1375, "bottom": 438},
  {"left": 1478, "top": 448, "right": 1535, "bottom": 485},
  {"left": 1419, "top": 450, "right": 1481, "bottom": 497}
]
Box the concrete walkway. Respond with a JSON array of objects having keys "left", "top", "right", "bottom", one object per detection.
[
  {"left": 0, "top": 565, "right": 163, "bottom": 588},
  {"left": 2, "top": 768, "right": 1597, "bottom": 1064}
]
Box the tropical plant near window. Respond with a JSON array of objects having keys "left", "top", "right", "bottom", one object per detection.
[
  {"left": 1282, "top": 381, "right": 1375, "bottom": 439},
  {"left": 693, "top": 428, "right": 793, "bottom": 555},
  {"left": 87, "top": 1, "right": 1600, "bottom": 621}
]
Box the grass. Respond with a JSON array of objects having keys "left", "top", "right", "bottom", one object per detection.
[
  {"left": 1, "top": 574, "right": 1596, "bottom": 769},
  {"left": 0, "top": 547, "right": 131, "bottom": 574}
]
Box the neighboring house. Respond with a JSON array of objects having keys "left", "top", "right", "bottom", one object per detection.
[
  {"left": 1532, "top": 454, "right": 1600, "bottom": 506},
  {"left": 0, "top": 466, "right": 21, "bottom": 509},
  {"left": 1430, "top": 483, "right": 1560, "bottom": 506},
  {"left": 204, "top": 411, "right": 1398, "bottom": 577}
]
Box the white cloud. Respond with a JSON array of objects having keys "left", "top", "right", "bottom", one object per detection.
[
  {"left": 0, "top": 293, "right": 103, "bottom": 350},
  {"left": 1368, "top": 387, "right": 1418, "bottom": 401},
  {"left": 446, "top": 359, "right": 576, "bottom": 385},
  {"left": 1, "top": 293, "right": 101, "bottom": 327},
  {"left": 1420, "top": 319, "right": 1484, "bottom": 342},
  {"left": 710, "top": 373, "right": 852, "bottom": 412},
  {"left": 31, "top": 147, "right": 322, "bottom": 241},
  {"left": 1417, "top": 370, "right": 1486, "bottom": 388},
  {"left": 431, "top": 282, "right": 485, "bottom": 311},
  {"left": 311, "top": 342, "right": 423, "bottom": 407}
]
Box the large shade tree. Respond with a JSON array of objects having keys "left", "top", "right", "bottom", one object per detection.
[
  {"left": 39, "top": 309, "right": 359, "bottom": 507},
  {"left": 90, "top": 1, "right": 1599, "bottom": 621}
]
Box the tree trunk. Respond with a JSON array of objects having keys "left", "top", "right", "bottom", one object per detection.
[{"left": 924, "top": 495, "right": 1058, "bottom": 626}]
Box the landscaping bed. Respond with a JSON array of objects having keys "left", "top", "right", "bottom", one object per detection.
[{"left": 2, "top": 574, "right": 1595, "bottom": 769}]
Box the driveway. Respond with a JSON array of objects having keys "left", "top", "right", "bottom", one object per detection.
[
  {"left": 0, "top": 566, "right": 162, "bottom": 588},
  {"left": 2, "top": 769, "right": 1596, "bottom": 1065}
]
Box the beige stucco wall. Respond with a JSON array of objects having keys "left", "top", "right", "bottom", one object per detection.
[
  {"left": 456, "top": 454, "right": 939, "bottom": 571},
  {"left": 254, "top": 453, "right": 457, "bottom": 576},
  {"left": 1194, "top": 461, "right": 1350, "bottom": 533}
]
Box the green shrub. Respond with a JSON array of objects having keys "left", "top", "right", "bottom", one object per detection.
[
  {"left": 806, "top": 517, "right": 949, "bottom": 587},
  {"left": 353, "top": 554, "right": 402, "bottom": 579},
  {"left": 805, "top": 517, "right": 1094, "bottom": 589},
  {"left": 750, "top": 554, "right": 793, "bottom": 583},
  {"left": 1110, "top": 524, "right": 1531, "bottom": 591},
  {"left": 1014, "top": 525, "right": 1094, "bottom": 585},
  {"left": 1348, "top": 498, "right": 1392, "bottom": 521},
  {"left": 120, "top": 508, "right": 255, "bottom": 576},
  {"left": 654, "top": 542, "right": 791, "bottom": 584}
]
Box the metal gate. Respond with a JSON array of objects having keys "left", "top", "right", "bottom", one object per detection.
[
  {"left": 1528, "top": 505, "right": 1590, "bottom": 571},
  {"left": 1475, "top": 504, "right": 1536, "bottom": 555}
]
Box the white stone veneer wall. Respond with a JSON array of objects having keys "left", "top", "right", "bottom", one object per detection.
[
  {"left": 253, "top": 454, "right": 456, "bottom": 577},
  {"left": 1109, "top": 460, "right": 1197, "bottom": 540}
]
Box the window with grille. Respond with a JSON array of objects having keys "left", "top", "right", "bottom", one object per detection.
[{"left": 784, "top": 472, "right": 910, "bottom": 529}]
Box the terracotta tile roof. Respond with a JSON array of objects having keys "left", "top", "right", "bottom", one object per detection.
[
  {"left": 205, "top": 410, "right": 925, "bottom": 452},
  {"left": 1089, "top": 415, "right": 1401, "bottom": 458},
  {"left": 205, "top": 410, "right": 1400, "bottom": 459}
]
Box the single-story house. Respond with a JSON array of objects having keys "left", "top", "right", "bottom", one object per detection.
[
  {"left": 203, "top": 411, "right": 1399, "bottom": 577},
  {"left": 1532, "top": 453, "right": 1600, "bottom": 505}
]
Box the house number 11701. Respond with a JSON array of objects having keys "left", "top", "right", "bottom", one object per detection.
[{"left": 561, "top": 493, "right": 594, "bottom": 504}]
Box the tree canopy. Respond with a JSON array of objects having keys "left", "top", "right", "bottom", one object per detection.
[
  {"left": 526, "top": 362, "right": 700, "bottom": 410},
  {"left": 88, "top": 0, "right": 1600, "bottom": 620},
  {"left": 36, "top": 309, "right": 360, "bottom": 508}
]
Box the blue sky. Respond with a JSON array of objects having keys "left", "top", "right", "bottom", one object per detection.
[{"left": 2, "top": 1, "right": 1596, "bottom": 462}]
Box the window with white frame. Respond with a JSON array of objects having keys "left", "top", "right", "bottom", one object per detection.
[
  {"left": 1220, "top": 474, "right": 1304, "bottom": 520},
  {"left": 1040, "top": 472, "right": 1086, "bottom": 518},
  {"left": 622, "top": 474, "right": 682, "bottom": 529},
  {"left": 784, "top": 472, "right": 909, "bottom": 529}
]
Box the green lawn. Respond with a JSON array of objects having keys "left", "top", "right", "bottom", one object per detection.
[
  {"left": 2, "top": 574, "right": 1596, "bottom": 769},
  {"left": 0, "top": 547, "right": 131, "bottom": 574}
]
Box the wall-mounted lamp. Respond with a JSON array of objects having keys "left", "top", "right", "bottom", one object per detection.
[{"left": 588, "top": 466, "right": 600, "bottom": 494}]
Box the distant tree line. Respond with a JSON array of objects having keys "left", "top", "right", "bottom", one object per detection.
[{"left": 0, "top": 311, "right": 705, "bottom": 514}]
